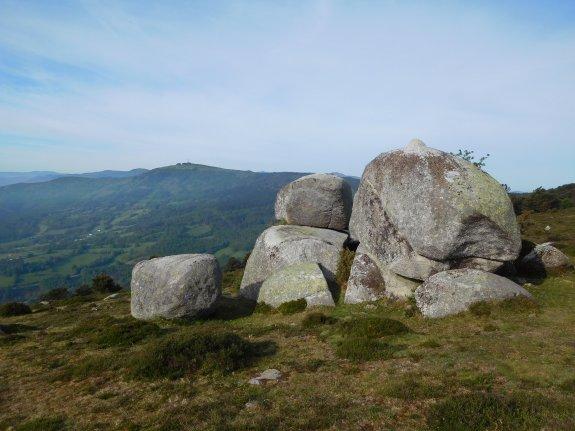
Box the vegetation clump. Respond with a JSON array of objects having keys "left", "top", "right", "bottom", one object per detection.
[
  {"left": 253, "top": 302, "right": 274, "bottom": 314},
  {"left": 338, "top": 316, "right": 410, "bottom": 338},
  {"left": 336, "top": 249, "right": 355, "bottom": 287},
  {"left": 277, "top": 299, "right": 307, "bottom": 315},
  {"left": 15, "top": 416, "right": 67, "bottom": 431},
  {"left": 41, "top": 287, "right": 69, "bottom": 301},
  {"left": 0, "top": 302, "right": 32, "bottom": 317},
  {"left": 129, "top": 332, "right": 262, "bottom": 380},
  {"left": 426, "top": 391, "right": 545, "bottom": 431},
  {"left": 336, "top": 338, "right": 400, "bottom": 362},
  {"left": 73, "top": 316, "right": 162, "bottom": 347},
  {"left": 91, "top": 273, "right": 122, "bottom": 293},
  {"left": 469, "top": 301, "right": 492, "bottom": 317},
  {"left": 301, "top": 312, "right": 337, "bottom": 328}
]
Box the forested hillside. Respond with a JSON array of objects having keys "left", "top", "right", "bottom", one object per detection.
[{"left": 0, "top": 164, "right": 359, "bottom": 302}]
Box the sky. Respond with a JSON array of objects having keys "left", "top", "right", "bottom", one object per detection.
[{"left": 0, "top": 1, "right": 574, "bottom": 191}]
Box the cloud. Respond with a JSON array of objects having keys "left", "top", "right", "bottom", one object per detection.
[{"left": 0, "top": 0, "right": 574, "bottom": 190}]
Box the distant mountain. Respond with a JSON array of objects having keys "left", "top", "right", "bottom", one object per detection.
[
  {"left": 0, "top": 164, "right": 359, "bottom": 302},
  {"left": 0, "top": 168, "right": 148, "bottom": 187},
  {"left": 0, "top": 171, "right": 63, "bottom": 187}
]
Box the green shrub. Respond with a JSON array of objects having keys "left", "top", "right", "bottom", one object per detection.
[
  {"left": 253, "top": 302, "right": 274, "bottom": 314},
  {"left": 427, "top": 391, "right": 545, "bottom": 431},
  {"left": 41, "top": 287, "right": 70, "bottom": 301},
  {"left": 301, "top": 312, "right": 337, "bottom": 328},
  {"left": 498, "top": 296, "right": 539, "bottom": 313},
  {"left": 94, "top": 319, "right": 162, "bottom": 347},
  {"left": 469, "top": 301, "right": 492, "bottom": 317},
  {"left": 75, "top": 284, "right": 93, "bottom": 296},
  {"left": 336, "top": 338, "right": 399, "bottom": 362},
  {"left": 16, "top": 416, "right": 67, "bottom": 431},
  {"left": 129, "top": 332, "right": 262, "bottom": 380},
  {"left": 277, "top": 299, "right": 307, "bottom": 315},
  {"left": 92, "top": 273, "right": 121, "bottom": 293},
  {"left": 336, "top": 249, "right": 355, "bottom": 287},
  {"left": 0, "top": 302, "right": 32, "bottom": 317},
  {"left": 338, "top": 317, "right": 410, "bottom": 338}
]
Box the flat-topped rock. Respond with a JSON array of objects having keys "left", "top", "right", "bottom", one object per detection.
[
  {"left": 258, "top": 262, "right": 335, "bottom": 307},
  {"left": 275, "top": 173, "right": 353, "bottom": 230},
  {"left": 131, "top": 254, "right": 221, "bottom": 320},
  {"left": 240, "top": 225, "right": 348, "bottom": 300},
  {"left": 415, "top": 269, "right": 533, "bottom": 318}
]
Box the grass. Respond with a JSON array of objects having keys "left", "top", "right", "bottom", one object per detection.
[
  {"left": 426, "top": 391, "right": 546, "bottom": 431},
  {"left": 15, "top": 416, "right": 67, "bottom": 431},
  {"left": 277, "top": 298, "right": 307, "bottom": 315},
  {"left": 0, "top": 214, "right": 574, "bottom": 430}
]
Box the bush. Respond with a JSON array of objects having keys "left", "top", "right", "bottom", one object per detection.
[
  {"left": 469, "top": 301, "right": 492, "bottom": 317},
  {"left": 302, "top": 312, "right": 337, "bottom": 328},
  {"left": 336, "top": 249, "right": 355, "bottom": 287},
  {"left": 74, "top": 317, "right": 162, "bottom": 347},
  {"left": 277, "top": 299, "right": 307, "bottom": 315},
  {"left": 336, "top": 338, "right": 400, "bottom": 362},
  {"left": 129, "top": 332, "right": 262, "bottom": 380},
  {"left": 338, "top": 317, "right": 411, "bottom": 338},
  {"left": 92, "top": 273, "right": 121, "bottom": 293},
  {"left": 426, "top": 391, "right": 545, "bottom": 431},
  {"left": 0, "top": 302, "right": 32, "bottom": 317},
  {"left": 253, "top": 302, "right": 274, "bottom": 314},
  {"left": 16, "top": 416, "right": 67, "bottom": 431},
  {"left": 41, "top": 287, "right": 69, "bottom": 301},
  {"left": 75, "top": 284, "right": 93, "bottom": 296}
]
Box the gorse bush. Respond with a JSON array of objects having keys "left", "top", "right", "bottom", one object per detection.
[
  {"left": 129, "top": 332, "right": 261, "bottom": 380},
  {"left": 41, "top": 287, "right": 69, "bottom": 301},
  {"left": 277, "top": 299, "right": 307, "bottom": 315},
  {"left": 0, "top": 302, "right": 32, "bottom": 317}
]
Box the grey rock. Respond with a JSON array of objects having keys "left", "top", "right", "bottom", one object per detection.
[
  {"left": 519, "top": 242, "right": 573, "bottom": 275},
  {"left": 103, "top": 293, "right": 121, "bottom": 301},
  {"left": 344, "top": 252, "right": 420, "bottom": 303},
  {"left": 415, "top": 269, "right": 533, "bottom": 318},
  {"left": 240, "top": 225, "right": 348, "bottom": 300},
  {"left": 348, "top": 139, "right": 520, "bottom": 296},
  {"left": 344, "top": 253, "right": 386, "bottom": 304},
  {"left": 131, "top": 254, "right": 221, "bottom": 320},
  {"left": 249, "top": 369, "right": 282, "bottom": 385},
  {"left": 258, "top": 262, "right": 335, "bottom": 307},
  {"left": 275, "top": 173, "right": 353, "bottom": 230}
]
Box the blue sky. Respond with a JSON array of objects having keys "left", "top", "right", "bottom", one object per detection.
[{"left": 0, "top": 1, "right": 574, "bottom": 191}]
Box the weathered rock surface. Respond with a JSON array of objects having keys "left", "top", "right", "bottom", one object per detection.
[
  {"left": 131, "top": 254, "right": 221, "bottom": 320},
  {"left": 258, "top": 262, "right": 335, "bottom": 307},
  {"left": 415, "top": 269, "right": 533, "bottom": 318},
  {"left": 344, "top": 252, "right": 420, "bottom": 303},
  {"left": 346, "top": 139, "right": 521, "bottom": 302},
  {"left": 240, "top": 225, "right": 347, "bottom": 300},
  {"left": 518, "top": 243, "right": 573, "bottom": 275},
  {"left": 275, "top": 173, "right": 353, "bottom": 230}
]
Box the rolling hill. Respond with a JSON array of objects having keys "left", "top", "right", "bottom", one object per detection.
[{"left": 0, "top": 164, "right": 359, "bottom": 302}]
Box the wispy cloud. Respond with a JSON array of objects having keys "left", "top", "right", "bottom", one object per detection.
[{"left": 0, "top": 0, "right": 574, "bottom": 190}]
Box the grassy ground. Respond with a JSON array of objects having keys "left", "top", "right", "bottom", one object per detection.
[
  {"left": 1, "top": 209, "right": 574, "bottom": 430},
  {"left": 1, "top": 269, "right": 574, "bottom": 430}
]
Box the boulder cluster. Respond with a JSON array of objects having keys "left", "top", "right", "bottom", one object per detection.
[{"left": 130, "top": 139, "right": 573, "bottom": 320}]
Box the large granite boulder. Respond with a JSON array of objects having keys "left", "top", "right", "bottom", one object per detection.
[
  {"left": 415, "top": 269, "right": 533, "bottom": 318},
  {"left": 258, "top": 262, "right": 335, "bottom": 307},
  {"left": 344, "top": 252, "right": 420, "bottom": 303},
  {"left": 346, "top": 139, "right": 521, "bottom": 302},
  {"left": 275, "top": 173, "right": 353, "bottom": 230},
  {"left": 240, "top": 225, "right": 348, "bottom": 300},
  {"left": 131, "top": 254, "right": 221, "bottom": 320},
  {"left": 518, "top": 242, "right": 573, "bottom": 275}
]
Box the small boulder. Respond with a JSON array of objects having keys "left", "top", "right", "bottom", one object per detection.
[
  {"left": 249, "top": 369, "right": 282, "bottom": 385},
  {"left": 131, "top": 254, "right": 221, "bottom": 320},
  {"left": 240, "top": 225, "right": 348, "bottom": 300},
  {"left": 415, "top": 269, "right": 533, "bottom": 318},
  {"left": 518, "top": 242, "right": 573, "bottom": 276},
  {"left": 275, "top": 173, "right": 353, "bottom": 230},
  {"left": 258, "top": 262, "right": 335, "bottom": 307}
]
